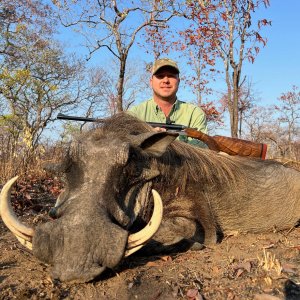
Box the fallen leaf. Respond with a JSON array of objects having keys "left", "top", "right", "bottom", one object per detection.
[
  {"left": 186, "top": 288, "right": 203, "bottom": 300},
  {"left": 235, "top": 261, "right": 252, "bottom": 273},
  {"left": 145, "top": 261, "right": 159, "bottom": 267},
  {"left": 187, "top": 289, "right": 198, "bottom": 298},
  {"left": 292, "top": 245, "right": 300, "bottom": 250},
  {"left": 281, "top": 263, "right": 298, "bottom": 274},
  {"left": 161, "top": 255, "right": 172, "bottom": 262},
  {"left": 235, "top": 268, "right": 244, "bottom": 278}
]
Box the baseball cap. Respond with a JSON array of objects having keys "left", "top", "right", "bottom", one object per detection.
[{"left": 152, "top": 58, "right": 180, "bottom": 75}]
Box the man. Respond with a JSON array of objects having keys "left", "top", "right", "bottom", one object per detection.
[{"left": 128, "top": 58, "right": 208, "bottom": 147}]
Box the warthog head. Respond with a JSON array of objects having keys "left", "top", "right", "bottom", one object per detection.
[{"left": 0, "top": 118, "right": 178, "bottom": 282}]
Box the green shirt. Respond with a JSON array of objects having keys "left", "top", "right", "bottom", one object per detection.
[{"left": 128, "top": 98, "right": 208, "bottom": 148}]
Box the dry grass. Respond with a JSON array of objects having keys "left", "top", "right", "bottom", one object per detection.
[
  {"left": 257, "top": 248, "right": 282, "bottom": 276},
  {"left": 0, "top": 156, "right": 46, "bottom": 183},
  {"left": 0, "top": 143, "right": 67, "bottom": 183}
]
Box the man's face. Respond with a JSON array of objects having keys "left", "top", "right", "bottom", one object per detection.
[{"left": 150, "top": 66, "right": 180, "bottom": 102}]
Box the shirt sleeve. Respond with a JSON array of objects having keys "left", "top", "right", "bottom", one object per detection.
[
  {"left": 127, "top": 102, "right": 149, "bottom": 122},
  {"left": 127, "top": 105, "right": 138, "bottom": 116}
]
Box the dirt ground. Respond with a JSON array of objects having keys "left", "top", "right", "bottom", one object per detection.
[{"left": 0, "top": 191, "right": 300, "bottom": 300}]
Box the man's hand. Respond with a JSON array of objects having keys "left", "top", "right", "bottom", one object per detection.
[{"left": 153, "top": 127, "right": 167, "bottom": 132}]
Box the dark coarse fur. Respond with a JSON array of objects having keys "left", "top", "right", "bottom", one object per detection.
[
  {"left": 6, "top": 111, "right": 298, "bottom": 283},
  {"left": 94, "top": 112, "right": 246, "bottom": 192},
  {"left": 83, "top": 112, "right": 300, "bottom": 249},
  {"left": 90, "top": 112, "right": 288, "bottom": 205}
]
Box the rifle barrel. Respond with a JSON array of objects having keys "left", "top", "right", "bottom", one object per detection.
[
  {"left": 57, "top": 114, "right": 187, "bottom": 130},
  {"left": 56, "top": 113, "right": 267, "bottom": 159},
  {"left": 57, "top": 113, "right": 100, "bottom": 122},
  {"left": 147, "top": 122, "right": 186, "bottom": 130}
]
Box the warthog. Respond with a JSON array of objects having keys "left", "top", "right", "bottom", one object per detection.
[{"left": 1, "top": 113, "right": 299, "bottom": 282}]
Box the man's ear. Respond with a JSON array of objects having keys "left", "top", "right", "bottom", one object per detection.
[
  {"left": 130, "top": 131, "right": 178, "bottom": 157},
  {"left": 149, "top": 76, "right": 153, "bottom": 88}
]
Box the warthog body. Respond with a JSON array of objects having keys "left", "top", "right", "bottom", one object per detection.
[{"left": 1, "top": 113, "right": 300, "bottom": 282}]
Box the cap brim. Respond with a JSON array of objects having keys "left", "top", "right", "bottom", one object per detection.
[{"left": 153, "top": 65, "right": 179, "bottom": 75}]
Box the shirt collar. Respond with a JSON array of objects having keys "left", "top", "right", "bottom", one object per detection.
[{"left": 153, "top": 98, "right": 180, "bottom": 114}]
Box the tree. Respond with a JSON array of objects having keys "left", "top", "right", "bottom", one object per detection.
[
  {"left": 0, "top": 2, "right": 91, "bottom": 171},
  {"left": 274, "top": 85, "right": 300, "bottom": 159},
  {"left": 53, "top": 0, "right": 178, "bottom": 112},
  {"left": 220, "top": 79, "right": 257, "bottom": 137},
  {"left": 0, "top": 39, "right": 84, "bottom": 160},
  {"left": 243, "top": 86, "right": 300, "bottom": 159},
  {"left": 243, "top": 105, "right": 274, "bottom": 139},
  {"left": 0, "top": 0, "right": 55, "bottom": 58},
  {"left": 183, "top": 0, "right": 271, "bottom": 137},
  {"left": 81, "top": 60, "right": 149, "bottom": 116}
]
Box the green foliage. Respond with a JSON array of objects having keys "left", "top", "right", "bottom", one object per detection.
[{"left": 0, "top": 1, "right": 85, "bottom": 172}]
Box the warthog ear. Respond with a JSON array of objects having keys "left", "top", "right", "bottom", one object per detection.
[{"left": 130, "top": 132, "right": 178, "bottom": 157}]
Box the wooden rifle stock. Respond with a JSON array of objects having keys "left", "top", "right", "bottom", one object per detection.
[
  {"left": 184, "top": 128, "right": 267, "bottom": 160},
  {"left": 57, "top": 113, "right": 267, "bottom": 159}
]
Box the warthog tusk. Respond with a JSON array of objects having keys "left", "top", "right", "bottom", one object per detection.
[
  {"left": 0, "top": 176, "right": 34, "bottom": 250},
  {"left": 125, "top": 189, "right": 163, "bottom": 257}
]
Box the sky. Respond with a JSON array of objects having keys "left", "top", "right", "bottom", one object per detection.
[
  {"left": 243, "top": 1, "right": 300, "bottom": 105},
  {"left": 56, "top": 1, "right": 300, "bottom": 125},
  {"left": 61, "top": 1, "right": 299, "bottom": 104}
]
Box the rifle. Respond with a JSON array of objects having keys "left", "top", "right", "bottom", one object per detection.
[{"left": 57, "top": 113, "right": 267, "bottom": 159}]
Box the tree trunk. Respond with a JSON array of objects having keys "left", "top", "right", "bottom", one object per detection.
[
  {"left": 231, "top": 67, "right": 239, "bottom": 138},
  {"left": 224, "top": 59, "right": 237, "bottom": 138},
  {"left": 116, "top": 56, "right": 127, "bottom": 112}
]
